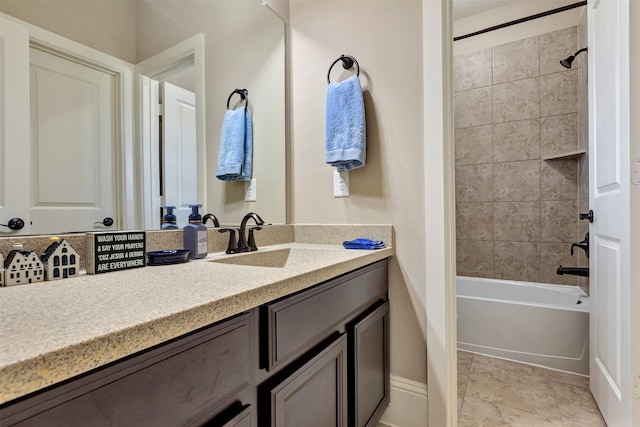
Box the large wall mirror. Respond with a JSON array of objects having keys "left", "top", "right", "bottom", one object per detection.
[{"left": 0, "top": 0, "right": 286, "bottom": 236}]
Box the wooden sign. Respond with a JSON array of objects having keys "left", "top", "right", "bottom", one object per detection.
[{"left": 86, "top": 231, "right": 146, "bottom": 274}]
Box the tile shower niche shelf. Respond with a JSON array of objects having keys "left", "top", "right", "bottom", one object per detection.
[{"left": 542, "top": 149, "right": 586, "bottom": 161}]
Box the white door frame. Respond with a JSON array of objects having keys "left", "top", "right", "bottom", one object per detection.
[
  {"left": 135, "top": 34, "right": 205, "bottom": 230},
  {"left": 0, "top": 13, "right": 136, "bottom": 231}
]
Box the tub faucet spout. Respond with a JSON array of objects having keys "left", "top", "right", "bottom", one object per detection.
[{"left": 556, "top": 265, "right": 589, "bottom": 277}]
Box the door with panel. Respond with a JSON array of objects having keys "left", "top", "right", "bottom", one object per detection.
[
  {"left": 29, "top": 46, "right": 118, "bottom": 234},
  {"left": 588, "top": 0, "right": 633, "bottom": 425}
]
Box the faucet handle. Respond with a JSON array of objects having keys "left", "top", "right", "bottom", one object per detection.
[
  {"left": 247, "top": 226, "right": 263, "bottom": 252},
  {"left": 218, "top": 228, "right": 240, "bottom": 254}
]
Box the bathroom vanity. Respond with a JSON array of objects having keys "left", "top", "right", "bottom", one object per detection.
[{"left": 0, "top": 240, "right": 391, "bottom": 427}]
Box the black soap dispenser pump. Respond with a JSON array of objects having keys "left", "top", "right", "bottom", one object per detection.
[
  {"left": 183, "top": 204, "right": 208, "bottom": 259},
  {"left": 161, "top": 206, "right": 179, "bottom": 229}
]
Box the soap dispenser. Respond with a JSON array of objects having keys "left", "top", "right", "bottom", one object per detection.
[
  {"left": 161, "top": 206, "right": 179, "bottom": 229},
  {"left": 183, "top": 204, "right": 208, "bottom": 259}
]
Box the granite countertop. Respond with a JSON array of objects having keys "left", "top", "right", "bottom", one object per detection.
[{"left": 0, "top": 239, "right": 393, "bottom": 405}]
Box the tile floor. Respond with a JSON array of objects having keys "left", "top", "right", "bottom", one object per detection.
[{"left": 458, "top": 351, "right": 607, "bottom": 426}]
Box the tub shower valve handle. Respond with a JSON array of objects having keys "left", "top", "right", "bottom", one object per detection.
[
  {"left": 571, "top": 232, "right": 589, "bottom": 258},
  {"left": 0, "top": 217, "right": 25, "bottom": 230},
  {"left": 579, "top": 210, "right": 593, "bottom": 223}
]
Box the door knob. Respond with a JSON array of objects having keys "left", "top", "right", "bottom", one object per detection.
[
  {"left": 0, "top": 218, "right": 25, "bottom": 230},
  {"left": 95, "top": 217, "right": 114, "bottom": 227},
  {"left": 579, "top": 210, "right": 593, "bottom": 223}
]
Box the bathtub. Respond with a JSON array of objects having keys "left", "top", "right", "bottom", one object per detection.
[{"left": 457, "top": 276, "right": 589, "bottom": 375}]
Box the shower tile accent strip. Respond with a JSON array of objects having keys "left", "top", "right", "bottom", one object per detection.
[{"left": 454, "top": 25, "right": 588, "bottom": 287}]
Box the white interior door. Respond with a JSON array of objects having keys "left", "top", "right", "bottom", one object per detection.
[
  {"left": 29, "top": 46, "right": 117, "bottom": 234},
  {"left": 589, "top": 0, "right": 632, "bottom": 425},
  {"left": 162, "top": 82, "right": 197, "bottom": 228},
  {"left": 0, "top": 16, "right": 31, "bottom": 234}
]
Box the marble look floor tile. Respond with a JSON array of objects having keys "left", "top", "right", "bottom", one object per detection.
[
  {"left": 466, "top": 355, "right": 561, "bottom": 417},
  {"left": 459, "top": 396, "right": 511, "bottom": 427},
  {"left": 457, "top": 354, "right": 605, "bottom": 426},
  {"left": 552, "top": 381, "right": 607, "bottom": 426}
]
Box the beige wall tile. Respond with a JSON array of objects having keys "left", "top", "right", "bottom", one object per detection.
[
  {"left": 455, "top": 125, "right": 493, "bottom": 166},
  {"left": 493, "top": 119, "right": 540, "bottom": 162},
  {"left": 454, "top": 48, "right": 492, "bottom": 93},
  {"left": 492, "top": 36, "right": 539, "bottom": 84},
  {"left": 540, "top": 242, "right": 579, "bottom": 285},
  {"left": 578, "top": 153, "right": 589, "bottom": 200},
  {"left": 494, "top": 241, "right": 541, "bottom": 282},
  {"left": 540, "top": 70, "right": 578, "bottom": 116},
  {"left": 457, "top": 240, "right": 494, "bottom": 278},
  {"left": 578, "top": 57, "right": 589, "bottom": 111},
  {"left": 494, "top": 160, "right": 540, "bottom": 202},
  {"left": 540, "top": 27, "right": 577, "bottom": 76},
  {"left": 541, "top": 159, "right": 578, "bottom": 201},
  {"left": 454, "top": 87, "right": 493, "bottom": 129},
  {"left": 456, "top": 164, "right": 493, "bottom": 203},
  {"left": 541, "top": 200, "right": 578, "bottom": 243},
  {"left": 541, "top": 113, "right": 578, "bottom": 157},
  {"left": 578, "top": 105, "right": 589, "bottom": 151},
  {"left": 494, "top": 201, "right": 541, "bottom": 242},
  {"left": 457, "top": 202, "right": 493, "bottom": 241},
  {"left": 493, "top": 78, "right": 540, "bottom": 123}
]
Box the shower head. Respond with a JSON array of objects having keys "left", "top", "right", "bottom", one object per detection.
[{"left": 560, "top": 47, "right": 588, "bottom": 69}]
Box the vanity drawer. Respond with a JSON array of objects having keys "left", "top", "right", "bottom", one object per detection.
[
  {"left": 262, "top": 259, "right": 388, "bottom": 370},
  {"left": 1, "top": 313, "right": 253, "bottom": 427}
]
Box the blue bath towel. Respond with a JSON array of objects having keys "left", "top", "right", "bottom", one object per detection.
[
  {"left": 216, "top": 107, "right": 253, "bottom": 182},
  {"left": 343, "top": 238, "right": 385, "bottom": 250},
  {"left": 326, "top": 75, "right": 366, "bottom": 171}
]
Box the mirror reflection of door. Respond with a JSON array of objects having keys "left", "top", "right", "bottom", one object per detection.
[
  {"left": 29, "top": 46, "right": 118, "bottom": 234},
  {"left": 161, "top": 81, "right": 197, "bottom": 228}
]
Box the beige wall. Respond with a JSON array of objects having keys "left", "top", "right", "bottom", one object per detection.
[
  {"left": 0, "top": 0, "right": 136, "bottom": 63},
  {"left": 289, "top": 0, "right": 427, "bottom": 384}
]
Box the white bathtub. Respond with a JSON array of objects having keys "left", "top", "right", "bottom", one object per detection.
[{"left": 457, "top": 276, "right": 590, "bottom": 375}]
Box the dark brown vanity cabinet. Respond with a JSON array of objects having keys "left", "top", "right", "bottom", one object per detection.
[
  {"left": 258, "top": 259, "right": 390, "bottom": 427},
  {"left": 0, "top": 313, "right": 255, "bottom": 427},
  {"left": 0, "top": 259, "right": 389, "bottom": 427}
]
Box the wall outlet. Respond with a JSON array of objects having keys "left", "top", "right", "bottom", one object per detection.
[
  {"left": 333, "top": 170, "right": 349, "bottom": 198},
  {"left": 245, "top": 178, "right": 257, "bottom": 202}
]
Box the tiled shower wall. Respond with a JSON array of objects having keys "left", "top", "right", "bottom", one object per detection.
[{"left": 454, "top": 26, "right": 588, "bottom": 286}]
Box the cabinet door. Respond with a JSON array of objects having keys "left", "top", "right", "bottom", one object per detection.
[
  {"left": 350, "top": 301, "right": 390, "bottom": 427},
  {"left": 270, "top": 334, "right": 348, "bottom": 427}
]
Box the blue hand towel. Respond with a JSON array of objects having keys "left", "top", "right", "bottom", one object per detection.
[
  {"left": 343, "top": 238, "right": 385, "bottom": 250},
  {"left": 326, "top": 75, "right": 366, "bottom": 172},
  {"left": 216, "top": 107, "right": 253, "bottom": 182}
]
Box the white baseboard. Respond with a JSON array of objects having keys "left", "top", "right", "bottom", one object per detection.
[{"left": 378, "top": 375, "right": 428, "bottom": 427}]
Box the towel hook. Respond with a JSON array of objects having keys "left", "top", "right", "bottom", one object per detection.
[
  {"left": 226, "top": 88, "right": 249, "bottom": 109},
  {"left": 327, "top": 54, "right": 360, "bottom": 84}
]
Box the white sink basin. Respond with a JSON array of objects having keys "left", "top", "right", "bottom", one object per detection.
[{"left": 210, "top": 247, "right": 331, "bottom": 268}]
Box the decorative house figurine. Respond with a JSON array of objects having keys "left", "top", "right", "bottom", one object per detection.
[
  {"left": 41, "top": 237, "right": 80, "bottom": 281},
  {"left": 4, "top": 244, "right": 45, "bottom": 286},
  {"left": 0, "top": 253, "right": 4, "bottom": 287}
]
